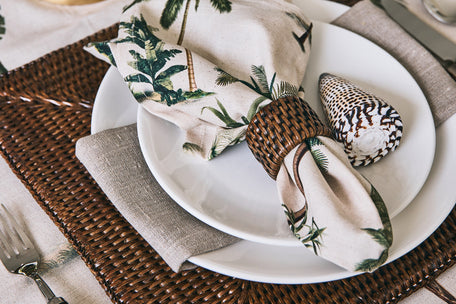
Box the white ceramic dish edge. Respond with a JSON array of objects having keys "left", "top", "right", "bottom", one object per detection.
[
  {"left": 135, "top": 20, "right": 435, "bottom": 246},
  {"left": 91, "top": 0, "right": 455, "bottom": 284}
]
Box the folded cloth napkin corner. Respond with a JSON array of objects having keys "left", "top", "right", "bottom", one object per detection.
[
  {"left": 76, "top": 125, "right": 239, "bottom": 272},
  {"left": 77, "top": 0, "right": 456, "bottom": 274}
]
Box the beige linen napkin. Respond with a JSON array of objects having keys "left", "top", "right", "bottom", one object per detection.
[
  {"left": 334, "top": 0, "right": 456, "bottom": 126},
  {"left": 84, "top": 0, "right": 392, "bottom": 273},
  {"left": 76, "top": 125, "right": 238, "bottom": 272},
  {"left": 77, "top": 0, "right": 456, "bottom": 273}
]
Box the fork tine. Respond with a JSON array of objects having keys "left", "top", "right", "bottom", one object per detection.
[
  {"left": 0, "top": 204, "right": 34, "bottom": 250},
  {"left": 0, "top": 205, "right": 68, "bottom": 303},
  {"left": 0, "top": 234, "right": 11, "bottom": 263},
  {"left": 0, "top": 209, "right": 17, "bottom": 259}
]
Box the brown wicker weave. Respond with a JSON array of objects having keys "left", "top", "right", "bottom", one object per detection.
[
  {"left": 246, "top": 96, "right": 332, "bottom": 179},
  {"left": 1, "top": 3, "right": 456, "bottom": 303}
]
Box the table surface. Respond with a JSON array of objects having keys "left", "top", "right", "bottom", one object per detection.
[{"left": 0, "top": 0, "right": 455, "bottom": 303}]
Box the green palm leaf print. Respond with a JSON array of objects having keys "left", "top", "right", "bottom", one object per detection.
[
  {"left": 110, "top": 14, "right": 214, "bottom": 105},
  {"left": 286, "top": 11, "right": 313, "bottom": 52},
  {"left": 355, "top": 186, "right": 392, "bottom": 272},
  {"left": 283, "top": 204, "right": 326, "bottom": 255},
  {"left": 305, "top": 137, "right": 329, "bottom": 173},
  {"left": 210, "top": 0, "right": 232, "bottom": 12},
  {"left": 160, "top": 0, "right": 232, "bottom": 91},
  {"left": 123, "top": 0, "right": 150, "bottom": 13},
  {"left": 160, "top": 0, "right": 185, "bottom": 29}
]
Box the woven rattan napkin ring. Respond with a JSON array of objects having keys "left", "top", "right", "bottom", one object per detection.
[{"left": 246, "top": 96, "right": 332, "bottom": 179}]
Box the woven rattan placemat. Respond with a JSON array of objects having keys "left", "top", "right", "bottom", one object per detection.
[{"left": 1, "top": 6, "right": 456, "bottom": 304}]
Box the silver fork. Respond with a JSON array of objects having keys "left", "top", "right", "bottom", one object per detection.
[{"left": 0, "top": 204, "right": 67, "bottom": 304}]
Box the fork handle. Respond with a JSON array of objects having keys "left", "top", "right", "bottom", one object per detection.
[
  {"left": 48, "top": 297, "right": 68, "bottom": 304},
  {"left": 442, "top": 59, "right": 456, "bottom": 81},
  {"left": 31, "top": 273, "right": 68, "bottom": 304}
]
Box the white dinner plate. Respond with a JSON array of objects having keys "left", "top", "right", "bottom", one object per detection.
[
  {"left": 92, "top": 0, "right": 456, "bottom": 283},
  {"left": 135, "top": 22, "right": 435, "bottom": 246}
]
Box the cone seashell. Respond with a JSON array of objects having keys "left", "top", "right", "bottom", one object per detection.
[{"left": 319, "top": 73, "right": 403, "bottom": 166}]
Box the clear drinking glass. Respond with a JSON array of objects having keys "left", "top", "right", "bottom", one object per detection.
[{"left": 423, "top": 0, "right": 456, "bottom": 24}]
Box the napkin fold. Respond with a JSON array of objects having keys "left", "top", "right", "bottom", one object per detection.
[
  {"left": 76, "top": 124, "right": 238, "bottom": 272},
  {"left": 78, "top": 0, "right": 456, "bottom": 273},
  {"left": 87, "top": 0, "right": 311, "bottom": 160}
]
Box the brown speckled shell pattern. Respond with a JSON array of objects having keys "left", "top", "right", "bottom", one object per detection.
[{"left": 319, "top": 73, "right": 403, "bottom": 166}]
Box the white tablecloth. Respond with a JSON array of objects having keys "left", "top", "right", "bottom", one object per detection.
[
  {"left": 0, "top": 1, "right": 128, "bottom": 303},
  {"left": 0, "top": 0, "right": 454, "bottom": 303}
]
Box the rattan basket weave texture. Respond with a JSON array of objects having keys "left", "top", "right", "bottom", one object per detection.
[
  {"left": 246, "top": 95, "right": 332, "bottom": 179},
  {"left": 0, "top": 7, "right": 456, "bottom": 304}
]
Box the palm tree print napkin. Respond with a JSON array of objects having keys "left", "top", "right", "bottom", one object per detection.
[
  {"left": 86, "top": 0, "right": 392, "bottom": 272},
  {"left": 88, "top": 0, "right": 311, "bottom": 159}
]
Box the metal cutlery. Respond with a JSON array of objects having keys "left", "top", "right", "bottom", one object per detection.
[
  {"left": 380, "top": 0, "right": 456, "bottom": 80},
  {"left": 0, "top": 204, "right": 67, "bottom": 304}
]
